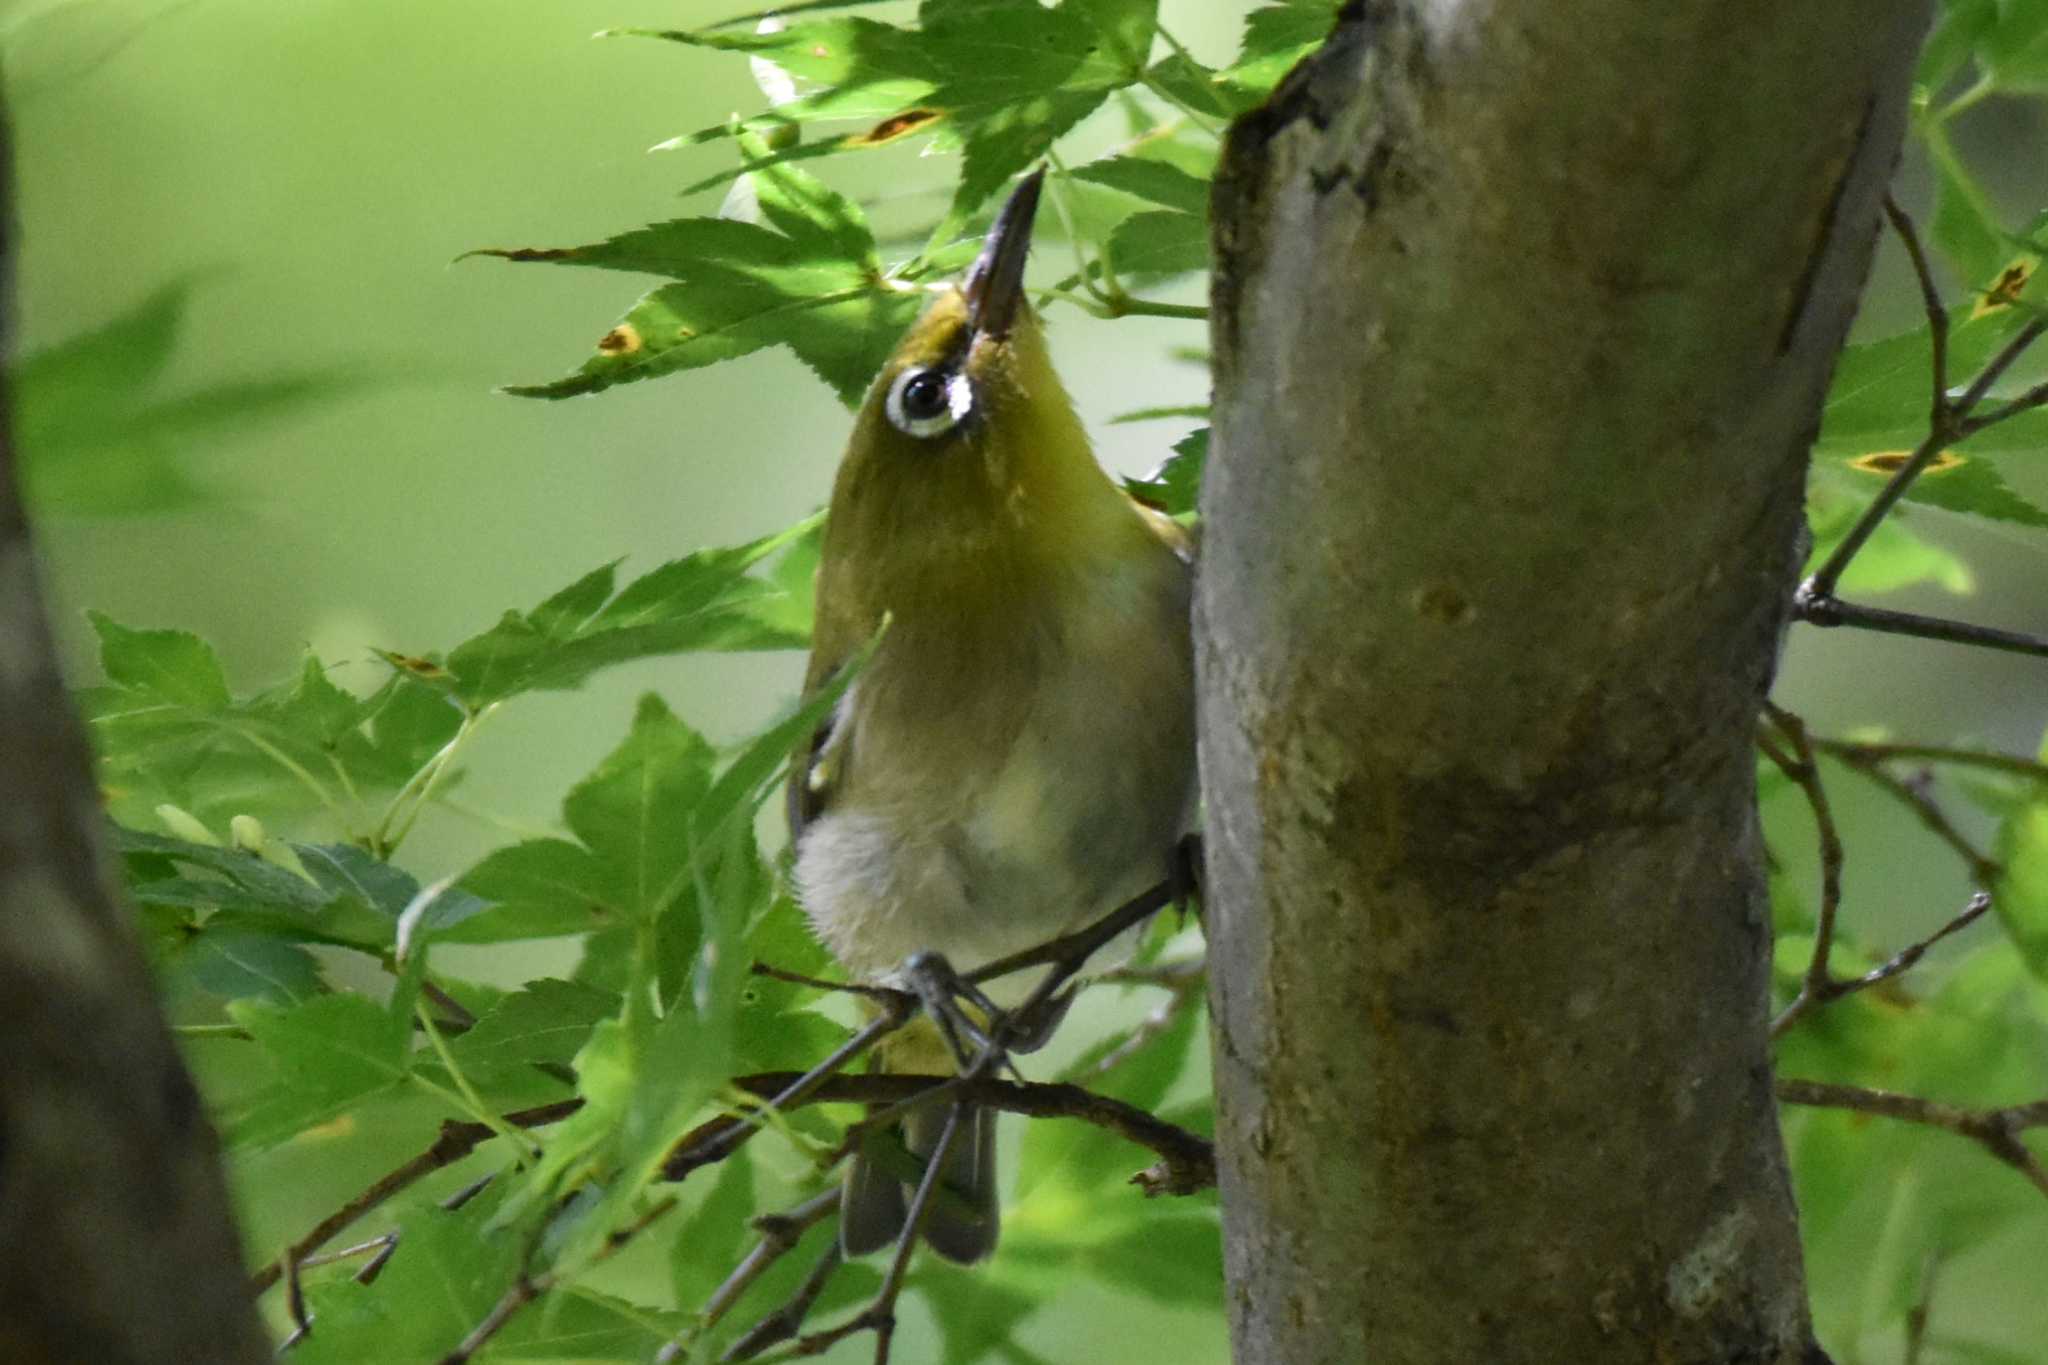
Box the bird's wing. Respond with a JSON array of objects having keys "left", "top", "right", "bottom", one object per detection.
[{"left": 785, "top": 598, "right": 864, "bottom": 846}]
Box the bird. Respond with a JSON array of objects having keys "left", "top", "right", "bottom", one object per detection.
[{"left": 786, "top": 167, "right": 1196, "bottom": 1264}]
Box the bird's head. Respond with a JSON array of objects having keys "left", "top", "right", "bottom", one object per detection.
[{"left": 823, "top": 168, "right": 1136, "bottom": 613}]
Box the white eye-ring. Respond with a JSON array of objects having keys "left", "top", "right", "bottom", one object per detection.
[{"left": 885, "top": 365, "right": 972, "bottom": 438}]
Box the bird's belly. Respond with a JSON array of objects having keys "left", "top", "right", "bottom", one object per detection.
[{"left": 796, "top": 628, "right": 1192, "bottom": 1000}]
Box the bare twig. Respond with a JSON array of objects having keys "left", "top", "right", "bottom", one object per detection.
[
  {"left": 668, "top": 1072, "right": 1214, "bottom": 1197},
  {"left": 1074, "top": 957, "right": 1207, "bottom": 1080},
  {"left": 437, "top": 1195, "right": 680, "bottom": 1364},
  {"left": 1806, "top": 737, "right": 2048, "bottom": 784},
  {"left": 1791, "top": 595, "right": 2048, "bottom": 661},
  {"left": 252, "top": 1099, "right": 581, "bottom": 1297},
  {"left": 1883, "top": 194, "right": 1949, "bottom": 427},
  {"left": 1834, "top": 893, "right": 1992, "bottom": 998},
  {"left": 1776, "top": 1078, "right": 2048, "bottom": 1198},
  {"left": 1762, "top": 706, "right": 1846, "bottom": 1039},
  {"left": 654, "top": 1190, "right": 842, "bottom": 1364}
]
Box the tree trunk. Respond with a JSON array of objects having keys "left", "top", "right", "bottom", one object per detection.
[
  {"left": 1196, "top": 4, "right": 1929, "bottom": 1363},
  {"left": 0, "top": 95, "right": 270, "bottom": 1365}
]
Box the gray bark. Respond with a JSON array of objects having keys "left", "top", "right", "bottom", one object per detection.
[
  {"left": 0, "top": 96, "right": 271, "bottom": 1364},
  {"left": 1196, "top": 4, "right": 1930, "bottom": 1363}
]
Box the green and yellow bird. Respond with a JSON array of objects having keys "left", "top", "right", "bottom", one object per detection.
[{"left": 787, "top": 169, "right": 1197, "bottom": 1263}]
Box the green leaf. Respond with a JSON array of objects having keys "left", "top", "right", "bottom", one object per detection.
[
  {"left": 1107, "top": 208, "right": 1209, "bottom": 279},
  {"left": 626, "top": 18, "right": 942, "bottom": 130},
  {"left": 1917, "top": 0, "right": 1996, "bottom": 93},
  {"left": 1240, "top": 0, "right": 1341, "bottom": 60},
  {"left": 451, "top": 838, "right": 616, "bottom": 942},
  {"left": 668, "top": 1150, "right": 758, "bottom": 1310},
  {"left": 435, "top": 522, "right": 812, "bottom": 707},
  {"left": 289, "top": 1188, "right": 532, "bottom": 1364},
  {"left": 179, "top": 930, "right": 323, "bottom": 1006},
  {"left": 1069, "top": 154, "right": 1210, "bottom": 215},
  {"left": 1124, "top": 425, "right": 1206, "bottom": 518},
  {"left": 1994, "top": 800, "right": 2048, "bottom": 979},
  {"left": 561, "top": 694, "right": 717, "bottom": 923},
  {"left": 1977, "top": 0, "right": 2048, "bottom": 91},
  {"left": 1814, "top": 442, "right": 2048, "bottom": 529},
  {"left": 1070, "top": 0, "right": 1159, "bottom": 74},
  {"left": 445, "top": 978, "right": 621, "bottom": 1081},
  {"left": 89, "top": 612, "right": 231, "bottom": 709},
  {"left": 225, "top": 991, "right": 412, "bottom": 1148},
  {"left": 486, "top": 181, "right": 924, "bottom": 405},
  {"left": 1930, "top": 134, "right": 2010, "bottom": 287}
]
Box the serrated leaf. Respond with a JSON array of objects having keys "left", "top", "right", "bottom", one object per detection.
[
  {"left": 487, "top": 174, "right": 925, "bottom": 405},
  {"left": 1124, "top": 425, "right": 1206, "bottom": 517},
  {"left": 89, "top": 612, "right": 231, "bottom": 709},
  {"left": 445, "top": 978, "right": 621, "bottom": 1081},
  {"left": 225, "top": 991, "right": 413, "bottom": 1148},
  {"left": 1069, "top": 154, "right": 1210, "bottom": 215},
  {"left": 1070, "top": 0, "right": 1158, "bottom": 73},
  {"left": 178, "top": 930, "right": 323, "bottom": 1006},
  {"left": 1241, "top": 0, "right": 1341, "bottom": 60},
  {"left": 561, "top": 694, "right": 716, "bottom": 924},
  {"left": 289, "top": 1189, "right": 531, "bottom": 1364},
  {"left": 1107, "top": 207, "right": 1209, "bottom": 279},
  {"left": 435, "top": 524, "right": 812, "bottom": 706},
  {"left": 1816, "top": 442, "right": 2048, "bottom": 528},
  {"left": 451, "top": 838, "right": 616, "bottom": 942}
]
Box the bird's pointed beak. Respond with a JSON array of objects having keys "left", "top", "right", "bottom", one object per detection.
[{"left": 962, "top": 167, "right": 1045, "bottom": 343}]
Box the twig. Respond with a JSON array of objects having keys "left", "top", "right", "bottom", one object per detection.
[
  {"left": 1883, "top": 194, "right": 1948, "bottom": 427},
  {"left": 721, "top": 1239, "right": 843, "bottom": 1362},
  {"left": 749, "top": 1107, "right": 967, "bottom": 1365},
  {"left": 1832, "top": 893, "right": 1992, "bottom": 999},
  {"left": 1075, "top": 957, "right": 1208, "bottom": 1080},
  {"left": 653, "top": 1190, "right": 842, "bottom": 1364},
  {"left": 1761, "top": 706, "right": 1846, "bottom": 1039},
  {"left": 667, "top": 1072, "right": 1214, "bottom": 1197},
  {"left": 250, "top": 1099, "right": 580, "bottom": 1296},
  {"left": 1806, "top": 737, "right": 2048, "bottom": 784},
  {"left": 437, "top": 1195, "right": 680, "bottom": 1364},
  {"left": 1791, "top": 595, "right": 2048, "bottom": 661},
  {"left": 1794, "top": 197, "right": 2048, "bottom": 654},
  {"left": 1775, "top": 1078, "right": 2048, "bottom": 1197}
]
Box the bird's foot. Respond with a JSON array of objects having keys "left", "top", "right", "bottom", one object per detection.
[{"left": 900, "top": 950, "right": 1008, "bottom": 1073}]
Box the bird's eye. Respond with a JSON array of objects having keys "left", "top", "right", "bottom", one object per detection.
[{"left": 885, "top": 366, "right": 971, "bottom": 438}]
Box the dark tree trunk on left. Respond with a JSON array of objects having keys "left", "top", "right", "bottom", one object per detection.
[{"left": 0, "top": 94, "right": 270, "bottom": 1365}]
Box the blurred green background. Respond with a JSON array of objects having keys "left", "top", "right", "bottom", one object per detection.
[{"left": 10, "top": 1, "right": 2048, "bottom": 1361}]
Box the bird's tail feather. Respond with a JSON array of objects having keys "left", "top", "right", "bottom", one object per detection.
[{"left": 840, "top": 1104, "right": 998, "bottom": 1264}]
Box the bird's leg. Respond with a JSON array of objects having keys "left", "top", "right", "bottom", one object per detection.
[{"left": 900, "top": 950, "right": 1005, "bottom": 1067}]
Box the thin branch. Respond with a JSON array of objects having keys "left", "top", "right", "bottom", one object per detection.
[
  {"left": 1809, "top": 737, "right": 2048, "bottom": 784},
  {"left": 1762, "top": 706, "right": 1846, "bottom": 1039},
  {"left": 1792, "top": 594, "right": 2048, "bottom": 661},
  {"left": 1776, "top": 1078, "right": 2048, "bottom": 1198},
  {"left": 654, "top": 1190, "right": 842, "bottom": 1364},
  {"left": 668, "top": 1072, "right": 1215, "bottom": 1198},
  {"left": 250, "top": 1100, "right": 580, "bottom": 1297},
  {"left": 1836, "top": 893, "right": 1991, "bottom": 997},
  {"left": 720, "top": 1239, "right": 843, "bottom": 1362},
  {"left": 437, "top": 1195, "right": 680, "bottom": 1365},
  {"left": 1883, "top": 194, "right": 1949, "bottom": 428}
]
